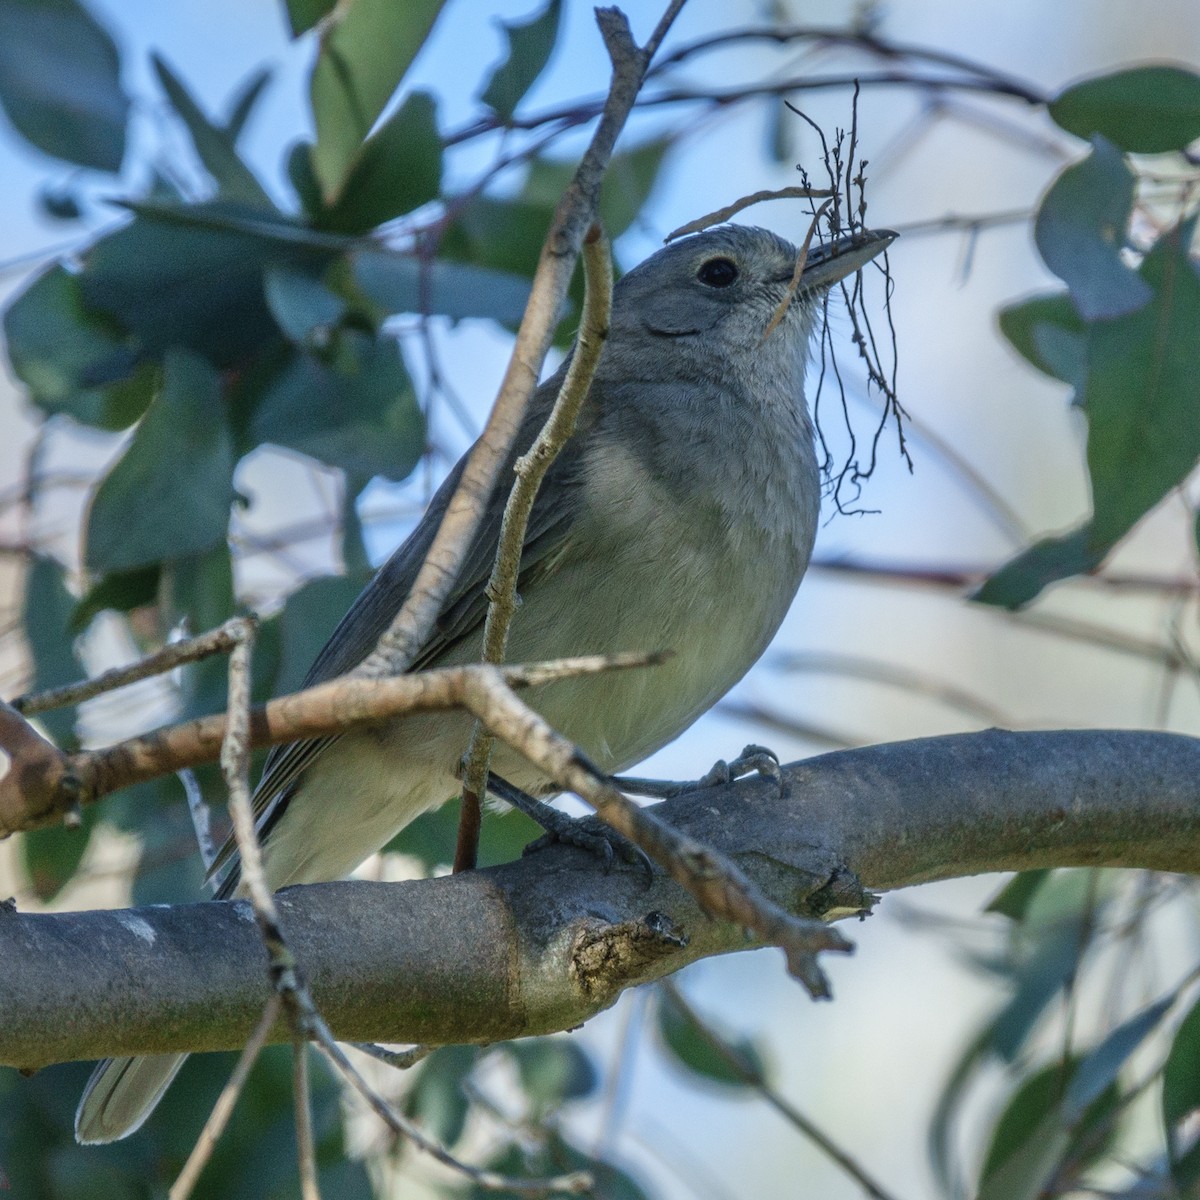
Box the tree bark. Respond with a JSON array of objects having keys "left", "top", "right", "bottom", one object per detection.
[{"left": 3, "top": 728, "right": 1198, "bottom": 1071}]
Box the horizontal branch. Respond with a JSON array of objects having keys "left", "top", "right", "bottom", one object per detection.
[
  {"left": 0, "top": 653, "right": 662, "bottom": 837},
  {"left": 3, "top": 729, "right": 1198, "bottom": 1070}
]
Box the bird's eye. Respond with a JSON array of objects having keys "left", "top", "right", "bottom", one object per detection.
[{"left": 696, "top": 257, "right": 738, "bottom": 288}]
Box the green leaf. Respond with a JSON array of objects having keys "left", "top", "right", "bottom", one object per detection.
[
  {"left": 275, "top": 573, "right": 368, "bottom": 696},
  {"left": 81, "top": 201, "right": 332, "bottom": 366},
  {"left": 1063, "top": 997, "right": 1174, "bottom": 1120},
  {"left": 85, "top": 350, "right": 234, "bottom": 572},
  {"left": 0, "top": 0, "right": 128, "bottom": 171},
  {"left": 997, "top": 293, "right": 1087, "bottom": 386},
  {"left": 224, "top": 66, "right": 272, "bottom": 142},
  {"left": 1033, "top": 138, "right": 1153, "bottom": 321},
  {"left": 22, "top": 555, "right": 83, "bottom": 748},
  {"left": 249, "top": 333, "right": 424, "bottom": 480},
  {"left": 22, "top": 803, "right": 97, "bottom": 901},
  {"left": 986, "top": 871, "right": 1051, "bottom": 921},
  {"left": 506, "top": 1039, "right": 597, "bottom": 1114},
  {"left": 285, "top": 0, "right": 336, "bottom": 36},
  {"left": 352, "top": 249, "right": 531, "bottom": 323},
  {"left": 972, "top": 525, "right": 1104, "bottom": 609},
  {"left": 521, "top": 136, "right": 673, "bottom": 238},
  {"left": 317, "top": 90, "right": 441, "bottom": 234},
  {"left": 151, "top": 54, "right": 272, "bottom": 206},
  {"left": 1164, "top": 994, "right": 1200, "bottom": 1192},
  {"left": 1083, "top": 220, "right": 1200, "bottom": 551},
  {"left": 480, "top": 0, "right": 563, "bottom": 121},
  {"left": 1050, "top": 65, "right": 1200, "bottom": 154},
  {"left": 404, "top": 1045, "right": 476, "bottom": 1147},
  {"left": 3, "top": 264, "right": 146, "bottom": 428},
  {"left": 657, "top": 993, "right": 766, "bottom": 1091},
  {"left": 71, "top": 563, "right": 161, "bottom": 631},
  {"left": 309, "top": 0, "right": 448, "bottom": 202},
  {"left": 264, "top": 265, "right": 347, "bottom": 343}
]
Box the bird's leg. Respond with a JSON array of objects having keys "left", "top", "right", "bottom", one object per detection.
[
  {"left": 614, "top": 744, "right": 784, "bottom": 798},
  {"left": 488, "top": 774, "right": 651, "bottom": 876}
]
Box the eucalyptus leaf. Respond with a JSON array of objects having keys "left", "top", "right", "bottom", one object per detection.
[
  {"left": 85, "top": 350, "right": 234, "bottom": 572},
  {"left": 1033, "top": 138, "right": 1152, "bottom": 321},
  {"left": 352, "top": 249, "right": 531, "bottom": 323},
  {"left": 1050, "top": 65, "right": 1200, "bottom": 154},
  {"left": 0, "top": 0, "right": 128, "bottom": 171},
  {"left": 480, "top": 0, "right": 563, "bottom": 121},
  {"left": 309, "top": 0, "right": 447, "bottom": 201}
]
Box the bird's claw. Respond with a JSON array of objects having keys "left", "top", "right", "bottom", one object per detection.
[
  {"left": 695, "top": 743, "right": 783, "bottom": 794},
  {"left": 523, "top": 812, "right": 653, "bottom": 881}
]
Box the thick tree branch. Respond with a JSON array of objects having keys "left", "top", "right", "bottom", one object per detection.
[{"left": 3, "top": 729, "right": 1198, "bottom": 1070}]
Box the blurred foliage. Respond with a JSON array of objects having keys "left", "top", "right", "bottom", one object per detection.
[{"left": 0, "top": 2, "right": 1199, "bottom": 1199}]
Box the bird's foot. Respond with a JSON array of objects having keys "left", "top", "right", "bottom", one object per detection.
[
  {"left": 615, "top": 744, "right": 784, "bottom": 799},
  {"left": 489, "top": 775, "right": 652, "bottom": 876}
]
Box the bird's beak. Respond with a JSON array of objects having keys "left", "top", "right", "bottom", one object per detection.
[{"left": 798, "top": 228, "right": 897, "bottom": 293}]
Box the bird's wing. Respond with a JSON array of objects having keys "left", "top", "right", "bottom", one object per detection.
[{"left": 209, "top": 364, "right": 590, "bottom": 889}]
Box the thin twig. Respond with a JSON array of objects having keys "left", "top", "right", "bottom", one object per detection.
[
  {"left": 664, "top": 186, "right": 832, "bottom": 242},
  {"left": 660, "top": 985, "right": 907, "bottom": 1200},
  {"left": 179, "top": 768, "right": 217, "bottom": 873},
  {"left": 350, "top": 1042, "right": 434, "bottom": 1071},
  {"left": 168, "top": 993, "right": 282, "bottom": 1200},
  {"left": 457, "top": 225, "right": 614, "bottom": 870},
  {"left": 759, "top": 200, "right": 832, "bottom": 342},
  {"left": 353, "top": 2, "right": 688, "bottom": 684},
  {"left": 294, "top": 1041, "right": 321, "bottom": 1200},
  {"left": 14, "top": 615, "right": 257, "bottom": 715}
]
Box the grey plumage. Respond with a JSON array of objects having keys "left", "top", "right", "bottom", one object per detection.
[{"left": 75, "top": 223, "right": 894, "bottom": 1144}]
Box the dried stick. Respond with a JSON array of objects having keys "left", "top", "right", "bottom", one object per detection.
[
  {"left": 456, "top": 225, "right": 614, "bottom": 871},
  {"left": 14, "top": 616, "right": 257, "bottom": 715},
  {"left": 759, "top": 199, "right": 832, "bottom": 342},
  {"left": 663, "top": 186, "right": 833, "bottom": 242},
  {"left": 353, "top": 2, "right": 687, "bottom": 683},
  {"left": 168, "top": 993, "right": 282, "bottom": 1200},
  {"left": 293, "top": 1041, "right": 320, "bottom": 1200},
  {"left": 0, "top": 652, "right": 662, "bottom": 837}
]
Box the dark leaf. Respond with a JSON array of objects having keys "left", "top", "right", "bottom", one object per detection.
[
  {"left": 22, "top": 555, "right": 83, "bottom": 748},
  {"left": 1050, "top": 65, "right": 1200, "bottom": 154},
  {"left": 657, "top": 993, "right": 767, "bottom": 1091},
  {"left": 287, "top": 140, "right": 325, "bottom": 216},
  {"left": 475, "top": 1133, "right": 650, "bottom": 1200},
  {"left": 85, "top": 350, "right": 234, "bottom": 572},
  {"left": 997, "top": 292, "right": 1087, "bottom": 386},
  {"left": 978, "top": 1057, "right": 1121, "bottom": 1200},
  {"left": 0, "top": 0, "right": 128, "bottom": 171},
  {"left": 1082, "top": 220, "right": 1200, "bottom": 551},
  {"left": 249, "top": 332, "right": 423, "bottom": 480},
  {"left": 81, "top": 201, "right": 332, "bottom": 365},
  {"left": 309, "top": 0, "right": 448, "bottom": 202},
  {"left": 352, "top": 249, "right": 531, "bottom": 323},
  {"left": 152, "top": 54, "right": 271, "bottom": 206},
  {"left": 506, "top": 1039, "right": 598, "bottom": 1113},
  {"left": 71, "top": 563, "right": 161, "bottom": 631},
  {"left": 1063, "top": 996, "right": 1174, "bottom": 1120},
  {"left": 1164, "top": 994, "right": 1200, "bottom": 1192},
  {"left": 972, "top": 524, "right": 1103, "bottom": 609},
  {"left": 1033, "top": 138, "right": 1153, "bottom": 321},
  {"left": 275, "top": 573, "right": 368, "bottom": 696},
  {"left": 443, "top": 194, "right": 557, "bottom": 280},
  {"left": 480, "top": 0, "right": 563, "bottom": 121},
  {"left": 264, "top": 265, "right": 347, "bottom": 343},
  {"left": 986, "top": 871, "right": 1051, "bottom": 921},
  {"left": 285, "top": 0, "right": 337, "bottom": 37},
  {"left": 317, "top": 90, "right": 441, "bottom": 234},
  {"left": 22, "top": 803, "right": 97, "bottom": 901},
  {"left": 224, "top": 66, "right": 272, "bottom": 141},
  {"left": 3, "top": 264, "right": 147, "bottom": 429}
]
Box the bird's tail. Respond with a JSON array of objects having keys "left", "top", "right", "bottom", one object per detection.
[{"left": 75, "top": 1052, "right": 189, "bottom": 1144}]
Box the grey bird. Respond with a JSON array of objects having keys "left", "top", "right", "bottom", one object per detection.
[{"left": 75, "top": 221, "right": 895, "bottom": 1143}]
